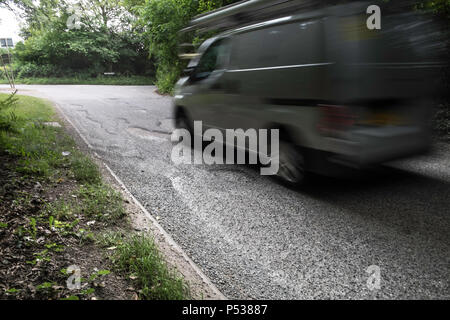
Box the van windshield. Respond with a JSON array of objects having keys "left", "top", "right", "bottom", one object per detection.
[{"left": 194, "top": 39, "right": 229, "bottom": 79}]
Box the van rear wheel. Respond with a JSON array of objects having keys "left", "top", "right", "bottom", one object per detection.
[{"left": 275, "top": 141, "right": 307, "bottom": 187}]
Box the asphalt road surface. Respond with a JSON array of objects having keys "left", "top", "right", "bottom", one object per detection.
[{"left": 2, "top": 85, "right": 449, "bottom": 299}]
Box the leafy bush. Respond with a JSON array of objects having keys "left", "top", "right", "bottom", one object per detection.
[
  {"left": 155, "top": 64, "right": 181, "bottom": 94},
  {"left": 130, "top": 0, "right": 238, "bottom": 93},
  {"left": 9, "top": 0, "right": 154, "bottom": 81}
]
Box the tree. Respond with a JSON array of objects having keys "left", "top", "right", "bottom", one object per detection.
[
  {"left": 11, "top": 0, "right": 153, "bottom": 77},
  {"left": 124, "top": 0, "right": 240, "bottom": 93}
]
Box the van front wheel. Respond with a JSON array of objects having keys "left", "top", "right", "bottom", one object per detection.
[
  {"left": 274, "top": 141, "right": 307, "bottom": 187},
  {"left": 175, "top": 109, "right": 193, "bottom": 136}
]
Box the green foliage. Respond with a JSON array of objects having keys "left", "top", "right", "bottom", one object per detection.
[
  {"left": 88, "top": 269, "right": 110, "bottom": 282},
  {"left": 77, "top": 184, "right": 125, "bottom": 221},
  {"left": 70, "top": 153, "right": 101, "bottom": 184},
  {"left": 110, "top": 233, "right": 189, "bottom": 299},
  {"left": 5, "top": 0, "right": 241, "bottom": 92},
  {"left": 60, "top": 295, "right": 80, "bottom": 300},
  {"left": 28, "top": 217, "right": 37, "bottom": 239},
  {"left": 0, "top": 91, "right": 18, "bottom": 132},
  {"left": 0, "top": 76, "right": 154, "bottom": 85},
  {"left": 9, "top": 0, "right": 154, "bottom": 79},
  {"left": 95, "top": 230, "right": 126, "bottom": 247},
  {"left": 36, "top": 281, "right": 56, "bottom": 291},
  {"left": 5, "top": 288, "right": 20, "bottom": 295},
  {"left": 155, "top": 64, "right": 181, "bottom": 94},
  {"left": 44, "top": 179, "right": 126, "bottom": 226},
  {"left": 415, "top": 0, "right": 450, "bottom": 18},
  {"left": 15, "top": 63, "right": 69, "bottom": 78},
  {"left": 127, "top": 0, "right": 237, "bottom": 93}
]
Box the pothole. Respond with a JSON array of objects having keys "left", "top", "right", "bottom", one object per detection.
[
  {"left": 127, "top": 127, "right": 169, "bottom": 142},
  {"left": 157, "top": 118, "right": 175, "bottom": 133}
]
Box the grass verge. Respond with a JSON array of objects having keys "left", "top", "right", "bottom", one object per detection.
[
  {"left": 96, "top": 232, "right": 189, "bottom": 300},
  {"left": 0, "top": 92, "right": 188, "bottom": 299},
  {"left": 0, "top": 76, "right": 154, "bottom": 86}
]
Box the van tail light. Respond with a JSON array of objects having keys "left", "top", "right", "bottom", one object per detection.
[{"left": 317, "top": 104, "right": 356, "bottom": 136}]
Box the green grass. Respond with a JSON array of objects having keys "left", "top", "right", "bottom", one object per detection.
[
  {"left": 44, "top": 183, "right": 125, "bottom": 224},
  {"left": 0, "top": 93, "right": 103, "bottom": 183},
  {"left": 45, "top": 199, "right": 77, "bottom": 221},
  {"left": 78, "top": 184, "right": 125, "bottom": 221},
  {"left": 70, "top": 153, "right": 102, "bottom": 184},
  {"left": 0, "top": 76, "right": 154, "bottom": 86},
  {"left": 1, "top": 92, "right": 189, "bottom": 300},
  {"left": 0, "top": 93, "right": 54, "bottom": 121},
  {"left": 0, "top": 93, "right": 122, "bottom": 223},
  {"left": 0, "top": 93, "right": 68, "bottom": 177},
  {"left": 99, "top": 232, "right": 189, "bottom": 300}
]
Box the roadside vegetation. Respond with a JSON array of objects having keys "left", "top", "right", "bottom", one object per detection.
[
  {"left": 0, "top": 92, "right": 189, "bottom": 299},
  {"left": 0, "top": 76, "right": 154, "bottom": 86},
  {"left": 0, "top": 0, "right": 240, "bottom": 93},
  {"left": 96, "top": 232, "right": 188, "bottom": 300}
]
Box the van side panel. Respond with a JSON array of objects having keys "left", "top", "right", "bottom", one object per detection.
[
  {"left": 220, "top": 17, "right": 327, "bottom": 150},
  {"left": 229, "top": 18, "right": 326, "bottom": 100}
]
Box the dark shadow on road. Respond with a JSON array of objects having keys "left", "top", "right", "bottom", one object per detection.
[{"left": 296, "top": 165, "right": 450, "bottom": 245}]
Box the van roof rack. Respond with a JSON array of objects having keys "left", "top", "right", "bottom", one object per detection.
[{"left": 181, "top": 0, "right": 323, "bottom": 34}]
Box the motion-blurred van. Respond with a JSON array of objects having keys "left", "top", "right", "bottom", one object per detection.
[{"left": 174, "top": 0, "right": 446, "bottom": 185}]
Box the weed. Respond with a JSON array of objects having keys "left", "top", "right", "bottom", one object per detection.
[
  {"left": 28, "top": 217, "right": 37, "bottom": 239},
  {"left": 46, "top": 200, "right": 76, "bottom": 221},
  {"left": 95, "top": 230, "right": 126, "bottom": 247},
  {"left": 77, "top": 228, "right": 95, "bottom": 244},
  {"left": 60, "top": 295, "right": 80, "bottom": 300},
  {"left": 5, "top": 288, "right": 20, "bottom": 294},
  {"left": 70, "top": 153, "right": 101, "bottom": 184},
  {"left": 80, "top": 288, "right": 95, "bottom": 296},
  {"left": 36, "top": 282, "right": 56, "bottom": 291},
  {"left": 45, "top": 242, "right": 64, "bottom": 252},
  {"left": 111, "top": 234, "right": 189, "bottom": 300},
  {"left": 89, "top": 269, "right": 110, "bottom": 282},
  {"left": 78, "top": 184, "right": 125, "bottom": 222},
  {"left": 27, "top": 249, "right": 51, "bottom": 265},
  {"left": 53, "top": 219, "right": 79, "bottom": 236}
]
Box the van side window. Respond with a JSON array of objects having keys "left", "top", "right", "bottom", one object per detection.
[{"left": 193, "top": 39, "right": 229, "bottom": 80}]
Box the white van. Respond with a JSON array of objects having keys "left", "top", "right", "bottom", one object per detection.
[{"left": 173, "top": 1, "right": 445, "bottom": 186}]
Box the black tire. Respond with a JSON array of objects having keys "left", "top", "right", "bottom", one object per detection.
[
  {"left": 271, "top": 140, "right": 307, "bottom": 188},
  {"left": 174, "top": 108, "right": 195, "bottom": 150}
]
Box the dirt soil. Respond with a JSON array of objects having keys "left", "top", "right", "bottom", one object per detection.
[{"left": 0, "top": 150, "right": 135, "bottom": 300}]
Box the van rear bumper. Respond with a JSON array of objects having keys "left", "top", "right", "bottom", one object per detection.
[{"left": 309, "top": 126, "right": 431, "bottom": 174}]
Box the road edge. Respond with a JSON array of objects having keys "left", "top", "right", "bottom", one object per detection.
[{"left": 51, "top": 100, "right": 226, "bottom": 300}]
